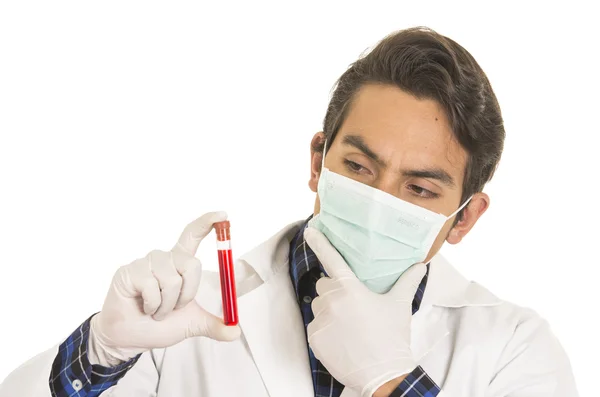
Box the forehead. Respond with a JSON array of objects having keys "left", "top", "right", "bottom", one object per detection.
[{"left": 338, "top": 83, "right": 467, "bottom": 182}]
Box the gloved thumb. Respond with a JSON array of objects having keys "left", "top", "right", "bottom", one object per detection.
[
  {"left": 389, "top": 263, "right": 427, "bottom": 301},
  {"left": 183, "top": 301, "right": 241, "bottom": 341}
]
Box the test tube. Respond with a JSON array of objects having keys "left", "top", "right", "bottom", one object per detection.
[{"left": 214, "top": 220, "right": 238, "bottom": 326}]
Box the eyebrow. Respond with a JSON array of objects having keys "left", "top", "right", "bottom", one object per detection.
[
  {"left": 341, "top": 134, "right": 456, "bottom": 187},
  {"left": 342, "top": 135, "right": 386, "bottom": 166},
  {"left": 403, "top": 169, "right": 456, "bottom": 187}
]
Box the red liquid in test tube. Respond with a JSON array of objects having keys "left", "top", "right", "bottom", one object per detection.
[{"left": 214, "top": 221, "right": 238, "bottom": 326}]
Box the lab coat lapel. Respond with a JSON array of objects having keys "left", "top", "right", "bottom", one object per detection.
[
  {"left": 411, "top": 254, "right": 502, "bottom": 362},
  {"left": 236, "top": 221, "right": 314, "bottom": 397}
]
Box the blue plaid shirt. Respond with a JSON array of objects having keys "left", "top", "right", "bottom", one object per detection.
[
  {"left": 48, "top": 221, "right": 441, "bottom": 397},
  {"left": 289, "top": 219, "right": 441, "bottom": 397},
  {"left": 49, "top": 314, "right": 140, "bottom": 397}
]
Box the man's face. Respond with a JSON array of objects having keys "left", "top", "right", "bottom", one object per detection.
[{"left": 309, "top": 83, "right": 489, "bottom": 262}]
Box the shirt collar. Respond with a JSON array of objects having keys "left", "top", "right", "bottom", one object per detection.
[{"left": 289, "top": 216, "right": 320, "bottom": 300}]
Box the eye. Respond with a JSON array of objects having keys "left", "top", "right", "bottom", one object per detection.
[
  {"left": 343, "top": 159, "right": 369, "bottom": 174},
  {"left": 408, "top": 184, "right": 439, "bottom": 199}
]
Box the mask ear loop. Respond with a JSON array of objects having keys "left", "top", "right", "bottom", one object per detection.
[
  {"left": 450, "top": 196, "right": 473, "bottom": 217},
  {"left": 308, "top": 139, "right": 328, "bottom": 230},
  {"left": 321, "top": 139, "right": 327, "bottom": 170},
  {"left": 447, "top": 195, "right": 474, "bottom": 225},
  {"left": 420, "top": 196, "right": 474, "bottom": 260}
]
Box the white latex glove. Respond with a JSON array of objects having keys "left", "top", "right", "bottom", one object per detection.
[
  {"left": 304, "top": 226, "right": 427, "bottom": 397},
  {"left": 88, "top": 211, "right": 241, "bottom": 367}
]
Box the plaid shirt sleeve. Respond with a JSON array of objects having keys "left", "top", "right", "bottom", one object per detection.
[
  {"left": 389, "top": 366, "right": 441, "bottom": 397},
  {"left": 48, "top": 314, "right": 140, "bottom": 397}
]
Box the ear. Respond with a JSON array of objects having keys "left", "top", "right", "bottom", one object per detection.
[
  {"left": 446, "top": 192, "right": 490, "bottom": 244},
  {"left": 308, "top": 132, "right": 326, "bottom": 193}
]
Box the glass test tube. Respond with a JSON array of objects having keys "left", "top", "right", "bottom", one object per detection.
[{"left": 214, "top": 220, "right": 238, "bottom": 326}]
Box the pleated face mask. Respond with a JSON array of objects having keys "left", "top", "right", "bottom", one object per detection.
[{"left": 309, "top": 145, "right": 471, "bottom": 294}]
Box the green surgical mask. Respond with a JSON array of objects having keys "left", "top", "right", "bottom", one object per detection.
[{"left": 309, "top": 151, "right": 471, "bottom": 294}]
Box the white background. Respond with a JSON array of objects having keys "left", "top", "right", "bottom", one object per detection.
[{"left": 0, "top": 1, "right": 597, "bottom": 394}]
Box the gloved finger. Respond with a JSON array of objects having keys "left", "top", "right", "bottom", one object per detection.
[
  {"left": 307, "top": 315, "right": 333, "bottom": 350},
  {"left": 122, "top": 257, "right": 162, "bottom": 315},
  {"left": 147, "top": 250, "right": 183, "bottom": 321},
  {"left": 140, "top": 276, "right": 162, "bottom": 315},
  {"left": 304, "top": 227, "right": 356, "bottom": 281},
  {"left": 311, "top": 296, "right": 327, "bottom": 318},
  {"left": 388, "top": 263, "right": 427, "bottom": 302},
  {"left": 180, "top": 301, "right": 241, "bottom": 341},
  {"left": 171, "top": 251, "right": 203, "bottom": 310},
  {"left": 315, "top": 277, "right": 344, "bottom": 296},
  {"left": 172, "top": 211, "right": 228, "bottom": 256}
]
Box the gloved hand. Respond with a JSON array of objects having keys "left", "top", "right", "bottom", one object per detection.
[
  {"left": 304, "top": 226, "right": 427, "bottom": 397},
  {"left": 88, "top": 211, "right": 241, "bottom": 367}
]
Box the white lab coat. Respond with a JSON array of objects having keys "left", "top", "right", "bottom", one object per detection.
[{"left": 0, "top": 221, "right": 578, "bottom": 397}]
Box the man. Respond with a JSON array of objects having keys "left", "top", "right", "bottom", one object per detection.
[{"left": 0, "top": 27, "right": 577, "bottom": 397}]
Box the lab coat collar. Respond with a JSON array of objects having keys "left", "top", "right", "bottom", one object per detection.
[
  {"left": 422, "top": 254, "right": 502, "bottom": 308},
  {"left": 239, "top": 220, "right": 502, "bottom": 308},
  {"left": 238, "top": 220, "right": 304, "bottom": 281}
]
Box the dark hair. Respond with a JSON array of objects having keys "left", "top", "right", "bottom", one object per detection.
[{"left": 315, "top": 26, "right": 505, "bottom": 218}]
